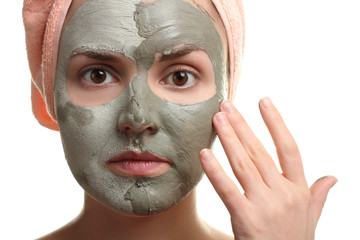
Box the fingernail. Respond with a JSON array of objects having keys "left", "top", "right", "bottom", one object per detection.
[
  {"left": 315, "top": 176, "right": 329, "bottom": 183},
  {"left": 261, "top": 97, "right": 273, "bottom": 110},
  {"left": 221, "top": 100, "right": 236, "bottom": 113},
  {"left": 215, "top": 112, "right": 229, "bottom": 125},
  {"left": 315, "top": 175, "right": 338, "bottom": 185},
  {"left": 200, "top": 149, "right": 212, "bottom": 162}
]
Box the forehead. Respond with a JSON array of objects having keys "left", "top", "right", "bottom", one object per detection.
[
  {"left": 66, "top": 0, "right": 218, "bottom": 24},
  {"left": 63, "top": 0, "right": 227, "bottom": 51},
  {"left": 61, "top": 0, "right": 224, "bottom": 68}
]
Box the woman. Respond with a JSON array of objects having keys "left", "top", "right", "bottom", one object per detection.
[{"left": 23, "top": 0, "right": 337, "bottom": 239}]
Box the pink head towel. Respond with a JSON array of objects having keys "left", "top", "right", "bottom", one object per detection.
[
  {"left": 23, "top": 0, "right": 245, "bottom": 131},
  {"left": 212, "top": 0, "right": 245, "bottom": 102}
]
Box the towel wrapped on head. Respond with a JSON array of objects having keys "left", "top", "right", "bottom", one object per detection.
[{"left": 23, "top": 0, "right": 245, "bottom": 131}]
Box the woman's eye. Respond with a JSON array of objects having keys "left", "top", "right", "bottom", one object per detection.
[
  {"left": 83, "top": 69, "right": 115, "bottom": 84},
  {"left": 165, "top": 71, "right": 195, "bottom": 87}
]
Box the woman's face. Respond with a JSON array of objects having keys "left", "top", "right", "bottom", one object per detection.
[{"left": 54, "top": 0, "right": 227, "bottom": 215}]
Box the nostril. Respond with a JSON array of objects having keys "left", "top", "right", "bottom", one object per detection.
[
  {"left": 120, "top": 123, "right": 132, "bottom": 134},
  {"left": 145, "top": 124, "right": 157, "bottom": 134},
  {"left": 119, "top": 123, "right": 157, "bottom": 135}
]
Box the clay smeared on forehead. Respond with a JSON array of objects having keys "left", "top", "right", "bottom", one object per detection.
[
  {"left": 61, "top": 0, "right": 227, "bottom": 98},
  {"left": 64, "top": 0, "right": 228, "bottom": 51},
  {"left": 55, "top": 0, "right": 226, "bottom": 215}
]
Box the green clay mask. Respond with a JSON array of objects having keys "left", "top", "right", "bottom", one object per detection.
[{"left": 55, "top": 0, "right": 227, "bottom": 215}]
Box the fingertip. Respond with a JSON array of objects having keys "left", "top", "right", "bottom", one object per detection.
[
  {"left": 259, "top": 97, "right": 274, "bottom": 110},
  {"left": 325, "top": 176, "right": 338, "bottom": 189},
  {"left": 331, "top": 176, "right": 339, "bottom": 185},
  {"left": 315, "top": 175, "right": 338, "bottom": 186},
  {"left": 199, "top": 148, "right": 213, "bottom": 163},
  {"left": 213, "top": 112, "right": 229, "bottom": 126},
  {"left": 311, "top": 175, "right": 338, "bottom": 196},
  {"left": 220, "top": 100, "right": 236, "bottom": 113},
  {"left": 199, "top": 149, "right": 221, "bottom": 178}
]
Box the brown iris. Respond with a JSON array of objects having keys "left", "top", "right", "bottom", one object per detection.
[
  {"left": 90, "top": 69, "right": 107, "bottom": 84},
  {"left": 172, "top": 71, "right": 188, "bottom": 86}
]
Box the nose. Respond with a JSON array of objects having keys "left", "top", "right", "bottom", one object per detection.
[
  {"left": 118, "top": 93, "right": 157, "bottom": 137},
  {"left": 119, "top": 122, "right": 157, "bottom": 136}
]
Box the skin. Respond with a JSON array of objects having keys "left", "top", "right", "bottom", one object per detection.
[
  {"left": 200, "top": 99, "right": 338, "bottom": 240},
  {"left": 55, "top": 0, "right": 226, "bottom": 216},
  {"left": 38, "top": 0, "right": 337, "bottom": 239},
  {"left": 38, "top": 98, "right": 337, "bottom": 240}
]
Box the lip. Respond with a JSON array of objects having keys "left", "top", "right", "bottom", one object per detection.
[{"left": 106, "top": 151, "right": 172, "bottom": 177}]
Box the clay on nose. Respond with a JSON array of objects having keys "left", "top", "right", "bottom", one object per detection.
[
  {"left": 117, "top": 89, "right": 157, "bottom": 136},
  {"left": 119, "top": 122, "right": 157, "bottom": 136}
]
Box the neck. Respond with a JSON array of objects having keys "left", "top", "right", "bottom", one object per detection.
[{"left": 72, "top": 190, "right": 211, "bottom": 240}]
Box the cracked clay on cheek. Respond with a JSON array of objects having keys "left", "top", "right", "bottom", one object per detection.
[{"left": 54, "top": 0, "right": 226, "bottom": 216}]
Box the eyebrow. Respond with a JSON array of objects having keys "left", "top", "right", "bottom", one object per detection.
[
  {"left": 71, "top": 49, "right": 119, "bottom": 62},
  {"left": 159, "top": 45, "right": 203, "bottom": 62},
  {"left": 70, "top": 45, "right": 203, "bottom": 62}
]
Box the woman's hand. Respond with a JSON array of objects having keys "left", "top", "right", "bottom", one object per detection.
[{"left": 200, "top": 98, "right": 337, "bottom": 240}]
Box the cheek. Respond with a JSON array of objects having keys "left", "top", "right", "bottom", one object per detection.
[
  {"left": 55, "top": 97, "right": 125, "bottom": 169},
  {"left": 56, "top": 101, "right": 95, "bottom": 127},
  {"left": 155, "top": 96, "right": 219, "bottom": 167}
]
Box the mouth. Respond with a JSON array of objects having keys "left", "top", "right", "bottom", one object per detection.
[{"left": 106, "top": 151, "right": 172, "bottom": 177}]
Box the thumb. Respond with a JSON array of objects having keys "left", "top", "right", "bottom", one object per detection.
[{"left": 310, "top": 176, "right": 337, "bottom": 224}]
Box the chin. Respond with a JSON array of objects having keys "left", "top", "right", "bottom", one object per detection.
[{"left": 75, "top": 164, "right": 203, "bottom": 216}]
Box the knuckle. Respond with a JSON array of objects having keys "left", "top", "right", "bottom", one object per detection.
[
  {"left": 279, "top": 142, "right": 300, "bottom": 158},
  {"left": 248, "top": 143, "right": 268, "bottom": 161},
  {"left": 218, "top": 184, "right": 241, "bottom": 203},
  {"left": 283, "top": 194, "right": 299, "bottom": 209},
  {"left": 231, "top": 154, "right": 253, "bottom": 174},
  {"left": 238, "top": 157, "right": 254, "bottom": 171}
]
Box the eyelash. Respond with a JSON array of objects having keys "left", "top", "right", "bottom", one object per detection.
[
  {"left": 78, "top": 65, "right": 120, "bottom": 88},
  {"left": 76, "top": 64, "right": 201, "bottom": 90},
  {"left": 160, "top": 66, "right": 200, "bottom": 89}
]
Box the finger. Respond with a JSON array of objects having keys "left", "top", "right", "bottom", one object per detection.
[
  {"left": 199, "top": 148, "right": 248, "bottom": 214},
  {"left": 259, "top": 97, "right": 306, "bottom": 184},
  {"left": 213, "top": 112, "right": 266, "bottom": 194},
  {"left": 220, "top": 100, "right": 281, "bottom": 187},
  {"left": 310, "top": 176, "right": 338, "bottom": 225}
]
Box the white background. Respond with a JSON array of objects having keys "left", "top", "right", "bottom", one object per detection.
[{"left": 1, "top": 0, "right": 359, "bottom": 239}]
